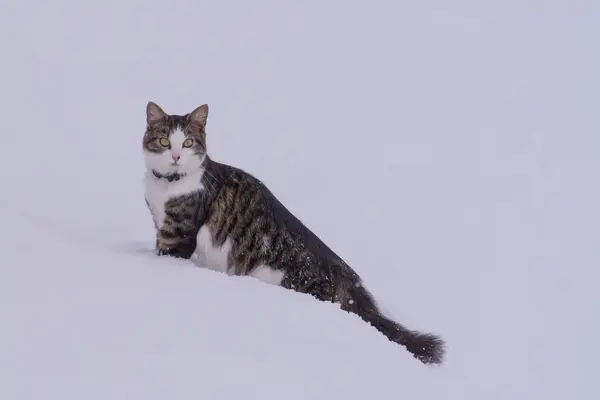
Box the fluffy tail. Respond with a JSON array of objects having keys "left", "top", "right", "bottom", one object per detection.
[{"left": 331, "top": 263, "right": 446, "bottom": 365}]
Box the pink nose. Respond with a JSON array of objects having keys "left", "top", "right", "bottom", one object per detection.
[{"left": 172, "top": 154, "right": 180, "bottom": 162}]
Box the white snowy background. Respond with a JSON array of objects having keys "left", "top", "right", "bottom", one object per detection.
[{"left": 0, "top": 0, "right": 598, "bottom": 399}]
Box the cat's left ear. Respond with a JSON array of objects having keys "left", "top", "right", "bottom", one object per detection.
[
  {"left": 189, "top": 104, "right": 209, "bottom": 127},
  {"left": 147, "top": 101, "right": 167, "bottom": 124}
]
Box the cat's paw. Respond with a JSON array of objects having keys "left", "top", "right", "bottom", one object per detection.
[
  {"left": 156, "top": 247, "right": 189, "bottom": 259},
  {"left": 156, "top": 248, "right": 170, "bottom": 256},
  {"left": 156, "top": 240, "right": 175, "bottom": 257}
]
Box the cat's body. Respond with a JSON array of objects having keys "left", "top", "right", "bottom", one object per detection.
[{"left": 143, "top": 102, "right": 445, "bottom": 365}]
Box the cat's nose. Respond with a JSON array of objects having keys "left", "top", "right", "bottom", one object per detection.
[{"left": 172, "top": 154, "right": 180, "bottom": 162}]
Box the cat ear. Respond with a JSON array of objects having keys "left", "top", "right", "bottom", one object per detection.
[
  {"left": 146, "top": 101, "right": 167, "bottom": 124},
  {"left": 189, "top": 104, "right": 209, "bottom": 126}
]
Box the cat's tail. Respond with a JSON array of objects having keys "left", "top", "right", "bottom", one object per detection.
[{"left": 331, "top": 263, "right": 446, "bottom": 365}]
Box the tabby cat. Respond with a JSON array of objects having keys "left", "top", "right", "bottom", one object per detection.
[{"left": 143, "top": 101, "right": 445, "bottom": 365}]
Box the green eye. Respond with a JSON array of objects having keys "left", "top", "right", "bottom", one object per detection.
[
  {"left": 158, "top": 138, "right": 170, "bottom": 147},
  {"left": 183, "top": 138, "right": 194, "bottom": 148}
]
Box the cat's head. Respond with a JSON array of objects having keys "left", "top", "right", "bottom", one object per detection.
[{"left": 142, "top": 102, "right": 209, "bottom": 176}]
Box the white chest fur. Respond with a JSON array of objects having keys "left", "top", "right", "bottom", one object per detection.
[{"left": 144, "top": 170, "right": 205, "bottom": 230}]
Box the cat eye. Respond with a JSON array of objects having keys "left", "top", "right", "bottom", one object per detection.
[
  {"left": 158, "top": 138, "right": 170, "bottom": 147},
  {"left": 182, "top": 138, "right": 194, "bottom": 148}
]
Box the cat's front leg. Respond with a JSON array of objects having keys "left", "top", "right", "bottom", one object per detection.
[
  {"left": 155, "top": 206, "right": 199, "bottom": 259},
  {"left": 156, "top": 228, "right": 196, "bottom": 259}
]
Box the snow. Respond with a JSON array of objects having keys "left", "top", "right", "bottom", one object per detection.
[{"left": 1, "top": 0, "right": 598, "bottom": 398}]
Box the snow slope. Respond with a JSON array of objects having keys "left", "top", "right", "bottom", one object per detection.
[{"left": 1, "top": 1, "right": 598, "bottom": 398}]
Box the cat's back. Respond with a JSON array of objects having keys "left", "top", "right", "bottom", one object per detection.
[{"left": 207, "top": 159, "right": 345, "bottom": 266}]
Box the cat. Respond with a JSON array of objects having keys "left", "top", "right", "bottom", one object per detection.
[{"left": 143, "top": 101, "right": 446, "bottom": 365}]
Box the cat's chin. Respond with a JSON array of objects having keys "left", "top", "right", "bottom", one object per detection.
[
  {"left": 155, "top": 163, "right": 203, "bottom": 177},
  {"left": 144, "top": 152, "right": 206, "bottom": 177}
]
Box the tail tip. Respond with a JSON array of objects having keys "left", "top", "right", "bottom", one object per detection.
[{"left": 405, "top": 331, "right": 446, "bottom": 365}]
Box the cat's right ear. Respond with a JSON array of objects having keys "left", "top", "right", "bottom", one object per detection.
[
  {"left": 146, "top": 101, "right": 167, "bottom": 124},
  {"left": 189, "top": 104, "right": 209, "bottom": 127}
]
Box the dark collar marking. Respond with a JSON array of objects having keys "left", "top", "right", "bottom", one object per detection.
[{"left": 152, "top": 169, "right": 186, "bottom": 182}]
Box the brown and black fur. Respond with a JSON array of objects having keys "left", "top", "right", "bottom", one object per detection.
[{"left": 143, "top": 102, "right": 446, "bottom": 365}]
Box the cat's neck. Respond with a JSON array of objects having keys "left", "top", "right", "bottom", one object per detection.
[
  {"left": 146, "top": 156, "right": 212, "bottom": 184},
  {"left": 151, "top": 169, "right": 187, "bottom": 182}
]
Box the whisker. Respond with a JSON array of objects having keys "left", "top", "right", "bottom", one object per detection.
[
  {"left": 203, "top": 171, "right": 217, "bottom": 197},
  {"left": 204, "top": 169, "right": 221, "bottom": 185}
]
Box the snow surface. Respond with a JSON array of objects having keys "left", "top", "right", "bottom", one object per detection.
[{"left": 1, "top": 1, "right": 598, "bottom": 399}]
